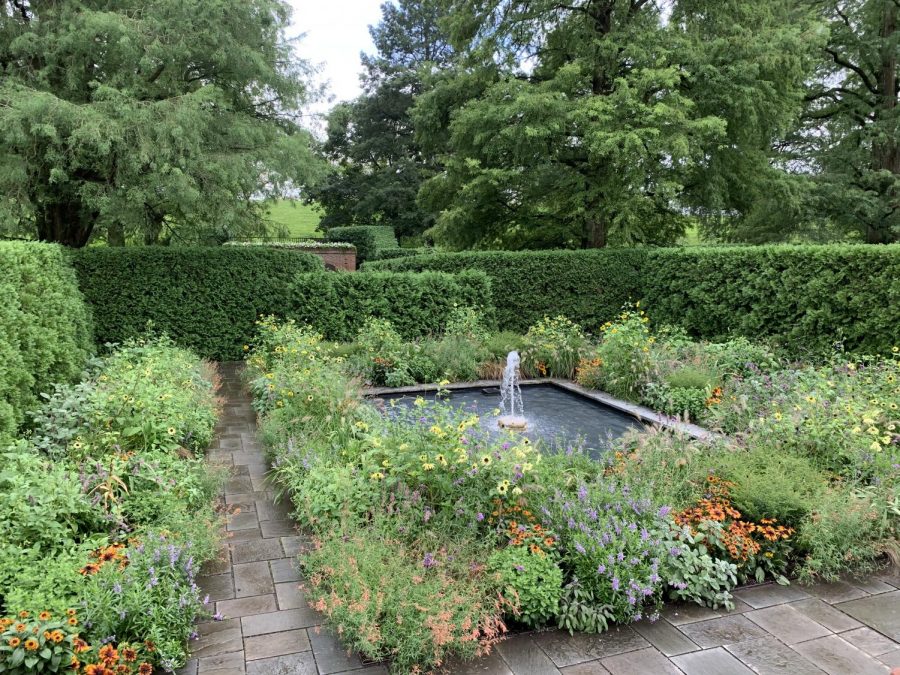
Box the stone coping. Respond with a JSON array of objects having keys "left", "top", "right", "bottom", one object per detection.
[{"left": 365, "top": 378, "right": 717, "bottom": 441}]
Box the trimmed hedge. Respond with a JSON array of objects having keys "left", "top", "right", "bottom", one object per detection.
[
  {"left": 370, "top": 247, "right": 432, "bottom": 261},
  {"left": 73, "top": 247, "right": 323, "bottom": 361},
  {"left": 364, "top": 249, "right": 647, "bottom": 332},
  {"left": 327, "top": 226, "right": 399, "bottom": 263},
  {"left": 643, "top": 245, "right": 900, "bottom": 355},
  {"left": 0, "top": 242, "right": 94, "bottom": 443},
  {"left": 287, "top": 270, "right": 494, "bottom": 341},
  {"left": 366, "top": 245, "right": 900, "bottom": 355}
]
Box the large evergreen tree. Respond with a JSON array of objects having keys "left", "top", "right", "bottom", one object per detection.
[
  {"left": 800, "top": 0, "right": 899, "bottom": 243},
  {"left": 0, "top": 0, "right": 320, "bottom": 246},
  {"left": 415, "top": 0, "right": 818, "bottom": 249},
  {"left": 306, "top": 0, "right": 453, "bottom": 240}
]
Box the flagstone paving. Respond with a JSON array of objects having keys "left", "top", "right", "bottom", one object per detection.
[{"left": 179, "top": 363, "right": 900, "bottom": 675}]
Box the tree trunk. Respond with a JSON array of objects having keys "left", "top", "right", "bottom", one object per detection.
[
  {"left": 870, "top": 2, "right": 899, "bottom": 243},
  {"left": 584, "top": 218, "right": 608, "bottom": 248},
  {"left": 35, "top": 202, "right": 94, "bottom": 247},
  {"left": 106, "top": 223, "right": 126, "bottom": 246}
]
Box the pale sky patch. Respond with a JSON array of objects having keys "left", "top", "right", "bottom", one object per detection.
[{"left": 286, "top": 0, "right": 386, "bottom": 120}]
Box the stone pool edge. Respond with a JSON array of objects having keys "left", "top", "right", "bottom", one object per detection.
[{"left": 365, "top": 378, "right": 716, "bottom": 442}]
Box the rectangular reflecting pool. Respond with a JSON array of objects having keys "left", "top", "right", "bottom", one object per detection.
[{"left": 378, "top": 383, "right": 645, "bottom": 455}]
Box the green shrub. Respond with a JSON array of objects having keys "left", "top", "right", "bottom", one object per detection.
[
  {"left": 585, "top": 309, "right": 654, "bottom": 399},
  {"left": 365, "top": 249, "right": 647, "bottom": 333},
  {"left": 72, "top": 246, "right": 323, "bottom": 361},
  {"left": 304, "top": 526, "right": 506, "bottom": 673},
  {"left": 368, "top": 245, "right": 900, "bottom": 355},
  {"left": 327, "top": 226, "right": 398, "bottom": 263},
  {"left": 522, "top": 316, "right": 589, "bottom": 379},
  {"left": 488, "top": 546, "right": 563, "bottom": 627},
  {"left": 0, "top": 242, "right": 93, "bottom": 443},
  {"left": 659, "top": 523, "right": 738, "bottom": 610},
  {"left": 370, "top": 247, "right": 431, "bottom": 261},
  {"left": 644, "top": 245, "right": 900, "bottom": 356},
  {"left": 286, "top": 270, "right": 494, "bottom": 341}
]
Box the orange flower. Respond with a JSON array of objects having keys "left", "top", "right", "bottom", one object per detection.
[
  {"left": 70, "top": 655, "right": 81, "bottom": 669},
  {"left": 74, "top": 637, "right": 91, "bottom": 653},
  {"left": 18, "top": 611, "right": 29, "bottom": 619},
  {"left": 139, "top": 663, "right": 154, "bottom": 675},
  {"left": 544, "top": 536, "right": 555, "bottom": 547},
  {"left": 51, "top": 630, "right": 65, "bottom": 643},
  {"left": 68, "top": 617, "right": 79, "bottom": 626},
  {"left": 7, "top": 637, "right": 21, "bottom": 648},
  {"left": 15, "top": 623, "right": 26, "bottom": 633},
  {"left": 24, "top": 638, "right": 39, "bottom": 651},
  {"left": 99, "top": 644, "right": 119, "bottom": 663},
  {"left": 67, "top": 608, "right": 78, "bottom": 617},
  {"left": 38, "top": 611, "right": 52, "bottom": 620},
  {"left": 122, "top": 647, "right": 137, "bottom": 662}
]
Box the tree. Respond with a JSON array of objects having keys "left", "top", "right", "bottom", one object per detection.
[
  {"left": 0, "top": 0, "right": 321, "bottom": 247},
  {"left": 305, "top": 0, "right": 453, "bottom": 240},
  {"left": 800, "top": 0, "right": 899, "bottom": 243},
  {"left": 415, "top": 0, "right": 818, "bottom": 249}
]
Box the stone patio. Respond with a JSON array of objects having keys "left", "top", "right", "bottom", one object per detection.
[{"left": 178, "top": 363, "right": 900, "bottom": 675}]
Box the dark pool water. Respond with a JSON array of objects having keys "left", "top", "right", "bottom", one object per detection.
[{"left": 380, "top": 384, "right": 644, "bottom": 456}]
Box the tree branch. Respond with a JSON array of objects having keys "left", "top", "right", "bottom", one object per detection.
[{"left": 824, "top": 47, "right": 879, "bottom": 95}]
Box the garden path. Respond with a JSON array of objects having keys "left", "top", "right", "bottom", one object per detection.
[{"left": 179, "top": 363, "right": 900, "bottom": 675}]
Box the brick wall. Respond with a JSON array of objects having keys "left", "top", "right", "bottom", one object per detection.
[{"left": 313, "top": 247, "right": 356, "bottom": 271}]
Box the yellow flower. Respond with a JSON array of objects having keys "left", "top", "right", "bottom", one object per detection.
[
  {"left": 881, "top": 436, "right": 891, "bottom": 445},
  {"left": 867, "top": 427, "right": 879, "bottom": 435},
  {"left": 167, "top": 427, "right": 177, "bottom": 435},
  {"left": 774, "top": 412, "right": 783, "bottom": 421},
  {"left": 370, "top": 472, "right": 384, "bottom": 480},
  {"left": 851, "top": 426, "right": 861, "bottom": 434},
  {"left": 422, "top": 463, "right": 435, "bottom": 471},
  {"left": 512, "top": 486, "right": 523, "bottom": 495},
  {"left": 496, "top": 483, "right": 508, "bottom": 494},
  {"left": 436, "top": 454, "right": 448, "bottom": 466},
  {"left": 307, "top": 395, "right": 314, "bottom": 402},
  {"left": 480, "top": 455, "right": 492, "bottom": 466},
  {"left": 893, "top": 346, "right": 899, "bottom": 353},
  {"left": 243, "top": 345, "right": 249, "bottom": 351},
  {"left": 805, "top": 396, "right": 816, "bottom": 403},
  {"left": 870, "top": 441, "right": 881, "bottom": 451},
  {"left": 863, "top": 417, "right": 875, "bottom": 426}
]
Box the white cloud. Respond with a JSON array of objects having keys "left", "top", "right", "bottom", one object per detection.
[{"left": 286, "top": 0, "right": 385, "bottom": 118}]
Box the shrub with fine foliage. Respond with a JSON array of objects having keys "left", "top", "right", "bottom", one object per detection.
[
  {"left": 286, "top": 270, "right": 494, "bottom": 341},
  {"left": 0, "top": 242, "right": 93, "bottom": 444},
  {"left": 72, "top": 246, "right": 323, "bottom": 360}
]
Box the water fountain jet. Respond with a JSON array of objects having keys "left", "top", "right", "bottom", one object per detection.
[{"left": 497, "top": 351, "right": 527, "bottom": 430}]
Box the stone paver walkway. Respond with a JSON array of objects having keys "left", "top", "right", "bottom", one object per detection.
[{"left": 180, "top": 363, "right": 900, "bottom": 675}]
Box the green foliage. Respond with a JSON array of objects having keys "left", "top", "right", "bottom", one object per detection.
[
  {"left": 0, "top": 610, "right": 83, "bottom": 674},
  {"left": 658, "top": 524, "right": 738, "bottom": 610},
  {"left": 522, "top": 316, "right": 588, "bottom": 379},
  {"left": 642, "top": 382, "right": 710, "bottom": 422},
  {"left": 365, "top": 249, "right": 646, "bottom": 333},
  {"left": 584, "top": 309, "right": 655, "bottom": 400},
  {"left": 81, "top": 533, "right": 209, "bottom": 671},
  {"left": 2, "top": 338, "right": 222, "bottom": 669},
  {"left": 488, "top": 546, "right": 563, "bottom": 627},
  {"left": 326, "top": 226, "right": 377, "bottom": 262},
  {"left": 0, "top": 442, "right": 99, "bottom": 557},
  {"left": 286, "top": 270, "right": 493, "bottom": 342},
  {"left": 327, "top": 226, "right": 399, "bottom": 263},
  {"left": 643, "top": 245, "right": 900, "bottom": 355},
  {"left": 72, "top": 246, "right": 322, "bottom": 360},
  {"left": 0, "top": 0, "right": 322, "bottom": 246},
  {"left": 305, "top": 1, "right": 451, "bottom": 240},
  {"left": 303, "top": 527, "right": 505, "bottom": 673},
  {"left": 370, "top": 247, "right": 431, "bottom": 261},
  {"left": 0, "top": 242, "right": 93, "bottom": 444},
  {"left": 415, "top": 0, "right": 815, "bottom": 249},
  {"left": 370, "top": 245, "right": 900, "bottom": 355},
  {"left": 798, "top": 1, "right": 900, "bottom": 244}
]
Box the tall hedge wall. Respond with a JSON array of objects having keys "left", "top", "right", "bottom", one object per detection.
[
  {"left": 364, "top": 249, "right": 647, "bottom": 332},
  {"left": 328, "top": 226, "right": 398, "bottom": 263},
  {"left": 0, "top": 242, "right": 94, "bottom": 443},
  {"left": 643, "top": 245, "right": 900, "bottom": 355},
  {"left": 366, "top": 245, "right": 900, "bottom": 354},
  {"left": 287, "top": 270, "right": 494, "bottom": 342},
  {"left": 73, "top": 247, "right": 323, "bottom": 361}
]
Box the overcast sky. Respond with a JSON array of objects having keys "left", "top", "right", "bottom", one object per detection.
[{"left": 286, "top": 0, "right": 385, "bottom": 119}]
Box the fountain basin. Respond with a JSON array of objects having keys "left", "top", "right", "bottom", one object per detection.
[{"left": 497, "top": 415, "right": 528, "bottom": 430}]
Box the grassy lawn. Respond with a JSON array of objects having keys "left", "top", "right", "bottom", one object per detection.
[{"left": 265, "top": 199, "right": 324, "bottom": 238}]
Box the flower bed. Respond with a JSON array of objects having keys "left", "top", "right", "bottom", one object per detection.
[
  {"left": 0, "top": 337, "right": 222, "bottom": 674},
  {"left": 247, "top": 311, "right": 898, "bottom": 673}
]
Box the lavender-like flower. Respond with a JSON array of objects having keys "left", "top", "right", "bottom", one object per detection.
[{"left": 422, "top": 552, "right": 436, "bottom": 568}]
